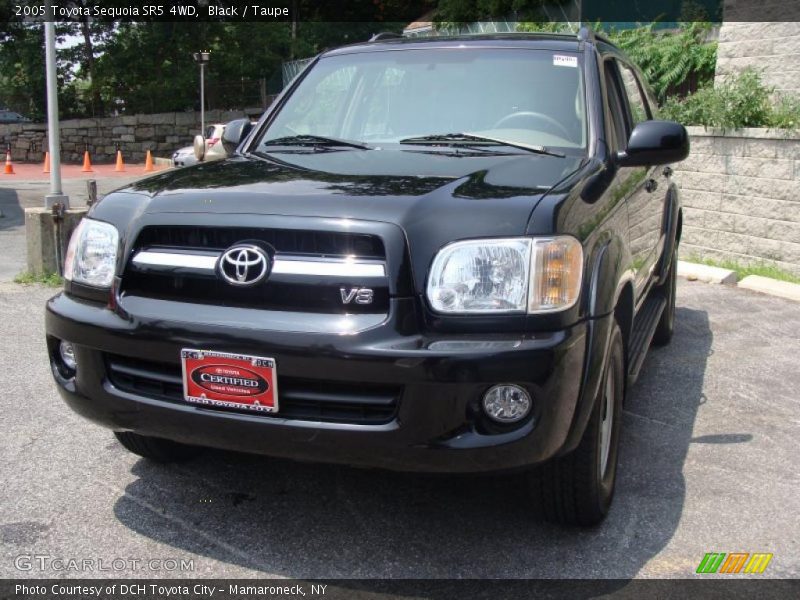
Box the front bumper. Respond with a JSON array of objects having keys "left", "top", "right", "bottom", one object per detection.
[{"left": 45, "top": 292, "right": 597, "bottom": 473}]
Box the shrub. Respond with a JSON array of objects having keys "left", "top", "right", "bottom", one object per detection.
[
  {"left": 771, "top": 94, "right": 800, "bottom": 130},
  {"left": 660, "top": 68, "right": 800, "bottom": 129}
]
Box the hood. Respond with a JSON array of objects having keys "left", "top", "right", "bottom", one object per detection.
[{"left": 117, "top": 149, "right": 582, "bottom": 238}]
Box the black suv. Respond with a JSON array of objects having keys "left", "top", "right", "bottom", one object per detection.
[{"left": 46, "top": 29, "right": 688, "bottom": 526}]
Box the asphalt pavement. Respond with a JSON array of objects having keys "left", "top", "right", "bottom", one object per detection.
[{"left": 0, "top": 278, "right": 798, "bottom": 579}]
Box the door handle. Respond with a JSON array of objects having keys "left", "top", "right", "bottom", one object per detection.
[
  {"left": 662, "top": 166, "right": 673, "bottom": 177},
  {"left": 645, "top": 178, "right": 658, "bottom": 193}
]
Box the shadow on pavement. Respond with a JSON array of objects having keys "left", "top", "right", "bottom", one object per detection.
[
  {"left": 113, "top": 307, "right": 713, "bottom": 580},
  {"left": 0, "top": 187, "right": 27, "bottom": 281},
  {"left": 0, "top": 188, "right": 22, "bottom": 232}
]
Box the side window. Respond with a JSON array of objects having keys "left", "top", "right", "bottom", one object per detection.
[
  {"left": 603, "top": 61, "right": 628, "bottom": 151},
  {"left": 617, "top": 62, "right": 651, "bottom": 129}
]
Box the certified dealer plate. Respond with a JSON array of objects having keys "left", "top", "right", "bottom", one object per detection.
[{"left": 181, "top": 349, "right": 278, "bottom": 413}]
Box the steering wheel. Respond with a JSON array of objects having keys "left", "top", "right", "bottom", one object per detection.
[{"left": 492, "top": 111, "right": 571, "bottom": 140}]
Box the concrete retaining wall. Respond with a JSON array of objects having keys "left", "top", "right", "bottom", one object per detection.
[
  {"left": 0, "top": 108, "right": 264, "bottom": 164},
  {"left": 675, "top": 126, "right": 800, "bottom": 275},
  {"left": 716, "top": 21, "right": 800, "bottom": 97}
]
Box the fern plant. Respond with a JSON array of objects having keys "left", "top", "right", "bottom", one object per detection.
[{"left": 606, "top": 23, "right": 717, "bottom": 101}]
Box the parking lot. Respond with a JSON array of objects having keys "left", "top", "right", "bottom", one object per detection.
[{"left": 1, "top": 177, "right": 799, "bottom": 580}]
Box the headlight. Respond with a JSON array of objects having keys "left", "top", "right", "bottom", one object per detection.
[
  {"left": 427, "top": 236, "right": 582, "bottom": 314},
  {"left": 63, "top": 218, "right": 119, "bottom": 288}
]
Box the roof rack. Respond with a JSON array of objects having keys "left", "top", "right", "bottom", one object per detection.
[
  {"left": 577, "top": 26, "right": 594, "bottom": 42},
  {"left": 369, "top": 32, "right": 404, "bottom": 42},
  {"left": 577, "top": 25, "right": 613, "bottom": 46}
]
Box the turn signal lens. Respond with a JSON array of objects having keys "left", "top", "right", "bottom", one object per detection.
[{"left": 528, "top": 237, "right": 583, "bottom": 313}]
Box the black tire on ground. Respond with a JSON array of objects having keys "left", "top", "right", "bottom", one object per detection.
[
  {"left": 528, "top": 321, "right": 625, "bottom": 526},
  {"left": 652, "top": 248, "right": 678, "bottom": 346},
  {"left": 114, "top": 431, "right": 202, "bottom": 463}
]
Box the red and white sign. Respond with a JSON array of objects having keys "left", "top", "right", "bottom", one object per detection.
[{"left": 181, "top": 349, "right": 278, "bottom": 413}]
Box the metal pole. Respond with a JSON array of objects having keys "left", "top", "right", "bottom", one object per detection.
[
  {"left": 44, "top": 10, "right": 69, "bottom": 209},
  {"left": 200, "top": 62, "right": 205, "bottom": 136}
]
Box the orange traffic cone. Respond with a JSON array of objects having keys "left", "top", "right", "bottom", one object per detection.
[
  {"left": 3, "top": 149, "right": 14, "bottom": 175},
  {"left": 43, "top": 151, "right": 50, "bottom": 173},
  {"left": 144, "top": 149, "right": 154, "bottom": 172},
  {"left": 82, "top": 149, "right": 93, "bottom": 172},
  {"left": 115, "top": 149, "right": 125, "bottom": 172}
]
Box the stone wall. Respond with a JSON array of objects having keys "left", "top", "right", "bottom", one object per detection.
[
  {"left": 715, "top": 21, "right": 800, "bottom": 96},
  {"left": 675, "top": 126, "right": 800, "bottom": 275},
  {"left": 0, "top": 108, "right": 264, "bottom": 164}
]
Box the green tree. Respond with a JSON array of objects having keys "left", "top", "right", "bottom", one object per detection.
[
  {"left": 94, "top": 22, "right": 211, "bottom": 114},
  {"left": 0, "top": 22, "right": 47, "bottom": 119},
  {"left": 435, "top": 0, "right": 570, "bottom": 23},
  {"left": 58, "top": 2, "right": 116, "bottom": 117}
]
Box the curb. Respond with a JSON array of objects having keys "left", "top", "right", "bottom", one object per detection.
[
  {"left": 677, "top": 260, "right": 800, "bottom": 303},
  {"left": 738, "top": 275, "right": 800, "bottom": 302},
  {"left": 677, "top": 261, "right": 737, "bottom": 284}
]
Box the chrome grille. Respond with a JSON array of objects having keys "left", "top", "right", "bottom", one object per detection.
[{"left": 121, "top": 226, "right": 389, "bottom": 314}]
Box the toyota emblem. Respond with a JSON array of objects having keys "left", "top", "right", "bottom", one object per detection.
[{"left": 217, "top": 244, "right": 271, "bottom": 286}]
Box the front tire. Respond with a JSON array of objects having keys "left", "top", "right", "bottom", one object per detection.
[
  {"left": 114, "top": 431, "right": 202, "bottom": 463},
  {"left": 528, "top": 321, "right": 625, "bottom": 526}
]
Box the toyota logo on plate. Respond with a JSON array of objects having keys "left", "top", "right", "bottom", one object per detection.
[{"left": 217, "top": 244, "right": 271, "bottom": 286}]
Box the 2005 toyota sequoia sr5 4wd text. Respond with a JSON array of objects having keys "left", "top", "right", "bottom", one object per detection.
[{"left": 46, "top": 28, "right": 689, "bottom": 526}]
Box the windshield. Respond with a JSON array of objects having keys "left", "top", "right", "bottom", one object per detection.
[{"left": 257, "top": 47, "right": 587, "bottom": 153}]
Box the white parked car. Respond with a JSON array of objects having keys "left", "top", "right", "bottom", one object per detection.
[
  {"left": 172, "top": 123, "right": 227, "bottom": 167},
  {"left": 171, "top": 145, "right": 199, "bottom": 167}
]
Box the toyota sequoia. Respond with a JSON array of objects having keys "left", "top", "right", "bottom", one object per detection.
[{"left": 46, "top": 29, "right": 689, "bottom": 526}]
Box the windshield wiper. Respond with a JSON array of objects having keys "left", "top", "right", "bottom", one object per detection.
[
  {"left": 399, "top": 133, "right": 565, "bottom": 157},
  {"left": 261, "top": 134, "right": 372, "bottom": 150}
]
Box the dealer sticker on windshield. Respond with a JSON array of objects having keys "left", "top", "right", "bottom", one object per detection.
[
  {"left": 181, "top": 349, "right": 278, "bottom": 413},
  {"left": 553, "top": 54, "right": 578, "bottom": 68}
]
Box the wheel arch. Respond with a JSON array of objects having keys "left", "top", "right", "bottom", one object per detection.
[
  {"left": 656, "top": 182, "right": 682, "bottom": 284},
  {"left": 558, "top": 236, "right": 634, "bottom": 456},
  {"left": 613, "top": 279, "right": 635, "bottom": 393}
]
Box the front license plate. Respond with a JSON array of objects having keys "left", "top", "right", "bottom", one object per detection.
[{"left": 181, "top": 349, "right": 278, "bottom": 413}]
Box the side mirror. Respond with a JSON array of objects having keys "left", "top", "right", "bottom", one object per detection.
[
  {"left": 617, "top": 120, "right": 689, "bottom": 167},
  {"left": 221, "top": 118, "right": 254, "bottom": 155},
  {"left": 193, "top": 135, "right": 206, "bottom": 161}
]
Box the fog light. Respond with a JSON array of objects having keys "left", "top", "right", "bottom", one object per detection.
[
  {"left": 482, "top": 384, "right": 531, "bottom": 423},
  {"left": 59, "top": 340, "right": 77, "bottom": 371}
]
